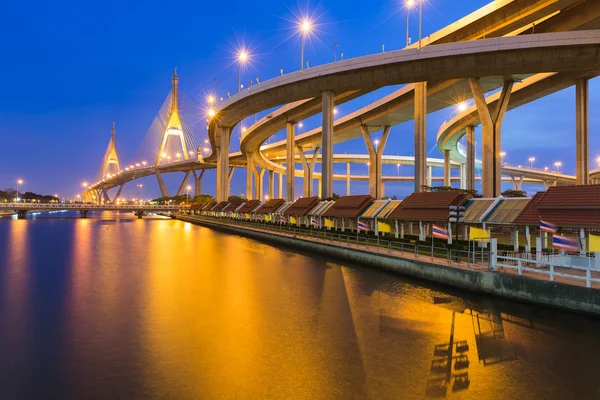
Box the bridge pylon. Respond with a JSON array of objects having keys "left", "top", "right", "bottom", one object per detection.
[
  {"left": 155, "top": 68, "right": 189, "bottom": 166},
  {"left": 101, "top": 123, "right": 122, "bottom": 179}
]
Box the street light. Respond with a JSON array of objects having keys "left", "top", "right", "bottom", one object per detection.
[
  {"left": 16, "top": 179, "right": 23, "bottom": 203},
  {"left": 397, "top": 163, "right": 400, "bottom": 176},
  {"left": 554, "top": 161, "right": 562, "bottom": 172},
  {"left": 528, "top": 157, "right": 536, "bottom": 168},
  {"left": 405, "top": 0, "right": 415, "bottom": 47},
  {"left": 458, "top": 101, "right": 467, "bottom": 112},
  {"left": 238, "top": 50, "right": 248, "bottom": 93},
  {"left": 300, "top": 19, "right": 311, "bottom": 71},
  {"left": 500, "top": 151, "right": 506, "bottom": 165},
  {"left": 186, "top": 185, "right": 192, "bottom": 203}
]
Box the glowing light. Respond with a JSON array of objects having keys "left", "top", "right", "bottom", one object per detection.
[
  {"left": 207, "top": 95, "right": 215, "bottom": 104},
  {"left": 176, "top": 153, "right": 181, "bottom": 158},
  {"left": 298, "top": 122, "right": 304, "bottom": 128},
  {"left": 161, "top": 152, "right": 167, "bottom": 158},
  {"left": 238, "top": 51, "right": 248, "bottom": 62},
  {"left": 136, "top": 163, "right": 140, "bottom": 167},
  {"left": 208, "top": 108, "right": 216, "bottom": 118},
  {"left": 205, "top": 139, "right": 209, "bottom": 143},
  {"left": 458, "top": 102, "right": 467, "bottom": 112},
  {"left": 333, "top": 108, "right": 338, "bottom": 115},
  {"left": 301, "top": 20, "right": 311, "bottom": 33},
  {"left": 17, "top": 179, "right": 23, "bottom": 185},
  {"left": 406, "top": 0, "right": 415, "bottom": 7},
  {"left": 241, "top": 127, "right": 247, "bottom": 133},
  {"left": 142, "top": 161, "right": 147, "bottom": 165},
  {"left": 204, "top": 147, "right": 210, "bottom": 152}
]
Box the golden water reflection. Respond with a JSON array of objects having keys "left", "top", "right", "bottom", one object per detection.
[{"left": 0, "top": 216, "right": 599, "bottom": 399}]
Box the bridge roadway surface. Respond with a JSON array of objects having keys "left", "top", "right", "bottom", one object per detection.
[
  {"left": 87, "top": 0, "right": 600, "bottom": 198},
  {"left": 236, "top": 0, "right": 600, "bottom": 170}
]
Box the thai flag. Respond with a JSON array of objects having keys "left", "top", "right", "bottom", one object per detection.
[
  {"left": 432, "top": 224, "right": 449, "bottom": 240},
  {"left": 358, "top": 220, "right": 369, "bottom": 231},
  {"left": 257, "top": 214, "right": 263, "bottom": 221},
  {"left": 312, "top": 218, "right": 319, "bottom": 228},
  {"left": 540, "top": 220, "right": 557, "bottom": 234},
  {"left": 280, "top": 215, "right": 286, "bottom": 223},
  {"left": 552, "top": 234, "right": 579, "bottom": 252}
]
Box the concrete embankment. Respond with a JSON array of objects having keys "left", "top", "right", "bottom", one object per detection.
[{"left": 177, "top": 215, "right": 600, "bottom": 316}]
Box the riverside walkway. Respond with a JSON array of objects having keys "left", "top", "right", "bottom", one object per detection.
[{"left": 177, "top": 214, "right": 600, "bottom": 291}]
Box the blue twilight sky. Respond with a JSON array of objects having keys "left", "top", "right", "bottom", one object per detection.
[{"left": 0, "top": 0, "right": 598, "bottom": 200}]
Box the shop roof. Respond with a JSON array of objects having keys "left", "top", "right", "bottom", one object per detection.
[
  {"left": 360, "top": 200, "right": 389, "bottom": 219},
  {"left": 463, "top": 199, "right": 495, "bottom": 223},
  {"left": 322, "top": 195, "right": 374, "bottom": 219},
  {"left": 388, "top": 191, "right": 470, "bottom": 222},
  {"left": 202, "top": 201, "right": 217, "bottom": 211},
  {"left": 377, "top": 200, "right": 402, "bottom": 219},
  {"left": 308, "top": 200, "right": 336, "bottom": 216},
  {"left": 514, "top": 185, "right": 600, "bottom": 227},
  {"left": 237, "top": 200, "right": 263, "bottom": 213},
  {"left": 254, "top": 199, "right": 286, "bottom": 214},
  {"left": 222, "top": 200, "right": 245, "bottom": 213},
  {"left": 484, "top": 198, "right": 531, "bottom": 224},
  {"left": 283, "top": 197, "right": 320, "bottom": 216},
  {"left": 212, "top": 201, "right": 229, "bottom": 212}
]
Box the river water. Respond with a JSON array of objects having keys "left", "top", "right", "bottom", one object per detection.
[{"left": 0, "top": 212, "right": 599, "bottom": 399}]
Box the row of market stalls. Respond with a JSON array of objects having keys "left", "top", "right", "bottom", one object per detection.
[{"left": 188, "top": 184, "right": 600, "bottom": 250}]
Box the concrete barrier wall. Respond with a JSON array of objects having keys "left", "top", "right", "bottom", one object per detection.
[{"left": 178, "top": 216, "right": 600, "bottom": 316}]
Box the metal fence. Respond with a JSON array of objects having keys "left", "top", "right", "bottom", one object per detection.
[{"left": 188, "top": 214, "right": 491, "bottom": 270}]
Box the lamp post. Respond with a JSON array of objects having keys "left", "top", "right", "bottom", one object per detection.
[
  {"left": 301, "top": 20, "right": 311, "bottom": 70},
  {"left": 405, "top": 0, "right": 415, "bottom": 47},
  {"left": 397, "top": 163, "right": 400, "bottom": 176},
  {"left": 418, "top": 0, "right": 423, "bottom": 49},
  {"left": 528, "top": 157, "right": 536, "bottom": 168},
  {"left": 16, "top": 179, "right": 23, "bottom": 203},
  {"left": 238, "top": 51, "right": 248, "bottom": 93},
  {"left": 136, "top": 184, "right": 143, "bottom": 202},
  {"left": 554, "top": 161, "right": 562, "bottom": 172},
  {"left": 500, "top": 151, "right": 506, "bottom": 166},
  {"left": 334, "top": 43, "right": 338, "bottom": 61},
  {"left": 186, "top": 185, "right": 192, "bottom": 203}
]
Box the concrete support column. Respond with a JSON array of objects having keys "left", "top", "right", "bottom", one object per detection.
[
  {"left": 318, "top": 177, "right": 322, "bottom": 198},
  {"left": 426, "top": 165, "right": 433, "bottom": 188},
  {"left": 511, "top": 176, "right": 524, "bottom": 191},
  {"left": 414, "top": 82, "right": 427, "bottom": 193},
  {"left": 228, "top": 167, "right": 235, "bottom": 185},
  {"left": 321, "top": 90, "right": 334, "bottom": 198},
  {"left": 216, "top": 126, "right": 231, "bottom": 202},
  {"left": 460, "top": 164, "right": 466, "bottom": 189},
  {"left": 469, "top": 79, "right": 513, "bottom": 197},
  {"left": 246, "top": 153, "right": 254, "bottom": 200},
  {"left": 286, "top": 123, "right": 296, "bottom": 201},
  {"left": 278, "top": 172, "right": 283, "bottom": 199},
  {"left": 259, "top": 169, "right": 265, "bottom": 201},
  {"left": 443, "top": 150, "right": 451, "bottom": 187},
  {"left": 576, "top": 78, "right": 589, "bottom": 185},
  {"left": 252, "top": 165, "right": 262, "bottom": 200},
  {"left": 361, "top": 125, "right": 391, "bottom": 199},
  {"left": 193, "top": 170, "right": 205, "bottom": 197},
  {"left": 466, "top": 125, "right": 475, "bottom": 191},
  {"left": 268, "top": 170, "right": 275, "bottom": 199},
  {"left": 346, "top": 162, "right": 351, "bottom": 195},
  {"left": 298, "top": 146, "right": 320, "bottom": 197},
  {"left": 176, "top": 171, "right": 192, "bottom": 196},
  {"left": 155, "top": 170, "right": 170, "bottom": 198}
]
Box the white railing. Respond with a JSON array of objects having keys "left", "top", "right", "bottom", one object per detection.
[{"left": 494, "top": 252, "right": 599, "bottom": 288}]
